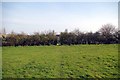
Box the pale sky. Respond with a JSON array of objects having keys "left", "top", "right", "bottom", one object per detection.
[{"left": 2, "top": 2, "right": 118, "bottom": 34}]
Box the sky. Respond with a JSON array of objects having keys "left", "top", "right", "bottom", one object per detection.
[{"left": 1, "top": 2, "right": 118, "bottom": 34}]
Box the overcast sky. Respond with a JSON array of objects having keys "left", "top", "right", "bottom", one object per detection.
[{"left": 2, "top": 2, "right": 118, "bottom": 34}]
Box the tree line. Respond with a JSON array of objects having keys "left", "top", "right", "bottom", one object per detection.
[{"left": 1, "top": 24, "right": 120, "bottom": 46}]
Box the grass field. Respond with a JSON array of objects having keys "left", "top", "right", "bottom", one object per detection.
[{"left": 2, "top": 44, "right": 119, "bottom": 78}]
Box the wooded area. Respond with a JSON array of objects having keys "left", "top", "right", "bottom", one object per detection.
[{"left": 1, "top": 24, "right": 120, "bottom": 46}]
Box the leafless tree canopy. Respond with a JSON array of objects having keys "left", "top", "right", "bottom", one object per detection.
[{"left": 99, "top": 24, "right": 116, "bottom": 35}]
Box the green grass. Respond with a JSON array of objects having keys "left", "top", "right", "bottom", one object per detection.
[{"left": 2, "top": 44, "right": 119, "bottom": 78}]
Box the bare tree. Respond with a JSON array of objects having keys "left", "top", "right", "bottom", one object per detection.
[
  {"left": 99, "top": 24, "right": 116, "bottom": 35},
  {"left": 99, "top": 24, "right": 116, "bottom": 44}
]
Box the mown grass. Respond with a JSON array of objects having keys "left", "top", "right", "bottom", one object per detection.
[{"left": 2, "top": 44, "right": 119, "bottom": 78}]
